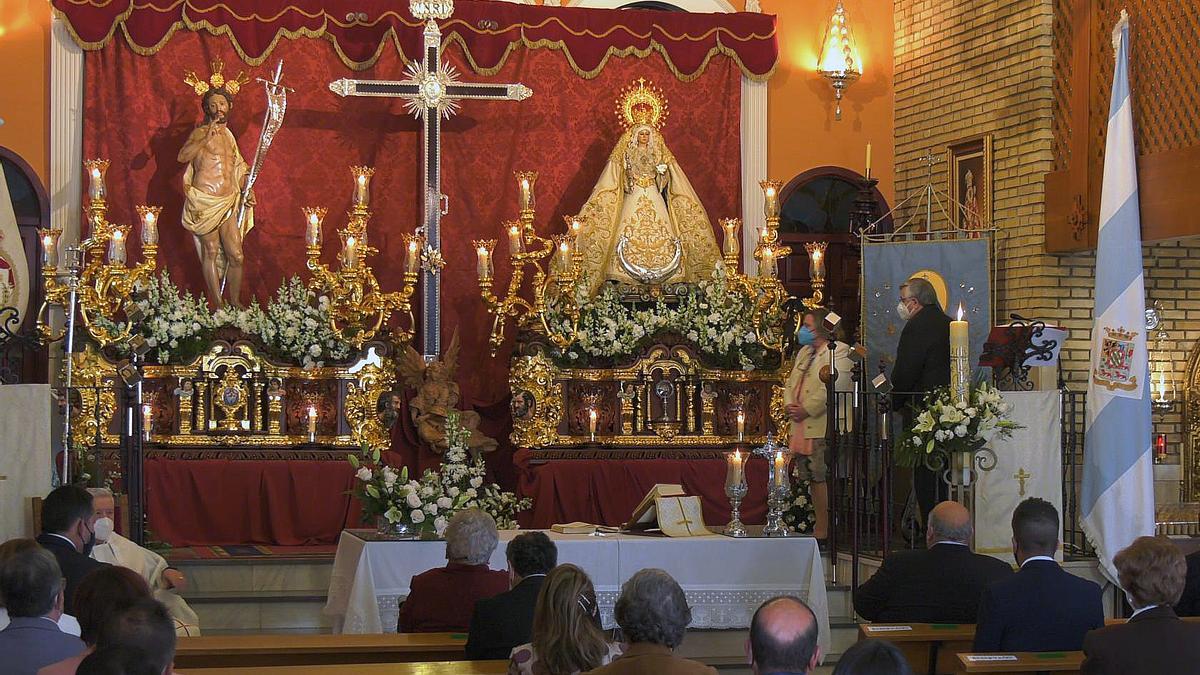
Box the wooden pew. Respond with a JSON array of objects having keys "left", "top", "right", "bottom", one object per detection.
[
  {"left": 858, "top": 623, "right": 976, "bottom": 675},
  {"left": 183, "top": 661, "right": 508, "bottom": 675},
  {"left": 173, "top": 633, "right": 468, "bottom": 668},
  {"left": 954, "top": 651, "right": 1082, "bottom": 674}
]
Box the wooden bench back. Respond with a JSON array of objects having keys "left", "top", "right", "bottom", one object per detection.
[
  {"left": 954, "top": 651, "right": 1082, "bottom": 674},
  {"left": 859, "top": 623, "right": 976, "bottom": 675},
  {"left": 183, "top": 660, "right": 507, "bottom": 675},
  {"left": 173, "top": 632, "right": 469, "bottom": 668}
]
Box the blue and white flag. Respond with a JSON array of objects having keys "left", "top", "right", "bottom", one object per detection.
[{"left": 1081, "top": 12, "right": 1154, "bottom": 583}]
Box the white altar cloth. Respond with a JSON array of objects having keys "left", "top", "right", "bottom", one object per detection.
[{"left": 324, "top": 529, "right": 830, "bottom": 653}]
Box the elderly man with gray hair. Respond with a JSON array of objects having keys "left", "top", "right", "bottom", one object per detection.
[
  {"left": 397, "top": 508, "right": 508, "bottom": 633},
  {"left": 853, "top": 501, "right": 1011, "bottom": 623},
  {"left": 587, "top": 568, "right": 716, "bottom": 675},
  {"left": 87, "top": 488, "right": 201, "bottom": 635},
  {"left": 891, "top": 275, "right": 952, "bottom": 523}
]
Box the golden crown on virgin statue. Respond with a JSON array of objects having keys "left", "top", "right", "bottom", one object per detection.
[{"left": 615, "top": 77, "right": 670, "bottom": 130}]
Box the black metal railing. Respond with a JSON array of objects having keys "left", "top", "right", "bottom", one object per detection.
[{"left": 826, "top": 386, "right": 1094, "bottom": 587}]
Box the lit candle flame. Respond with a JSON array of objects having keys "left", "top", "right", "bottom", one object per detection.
[
  {"left": 559, "top": 242, "right": 570, "bottom": 254},
  {"left": 477, "top": 245, "right": 488, "bottom": 256},
  {"left": 308, "top": 213, "right": 319, "bottom": 226},
  {"left": 956, "top": 304, "right": 965, "bottom": 321},
  {"left": 42, "top": 234, "right": 52, "bottom": 246},
  {"left": 408, "top": 239, "right": 419, "bottom": 253},
  {"left": 112, "top": 230, "right": 123, "bottom": 241},
  {"left": 357, "top": 175, "right": 366, "bottom": 186},
  {"left": 570, "top": 219, "right": 582, "bottom": 233},
  {"left": 145, "top": 212, "right": 155, "bottom": 224},
  {"left": 90, "top": 168, "right": 101, "bottom": 179},
  {"left": 347, "top": 236, "right": 357, "bottom": 247}
]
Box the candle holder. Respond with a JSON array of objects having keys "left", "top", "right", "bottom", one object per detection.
[
  {"left": 303, "top": 168, "right": 419, "bottom": 349},
  {"left": 477, "top": 172, "right": 584, "bottom": 355},
  {"left": 724, "top": 481, "right": 748, "bottom": 537},
  {"left": 763, "top": 482, "right": 792, "bottom": 538},
  {"left": 38, "top": 159, "right": 159, "bottom": 347},
  {"left": 720, "top": 217, "right": 741, "bottom": 267},
  {"left": 802, "top": 241, "right": 828, "bottom": 310},
  {"left": 753, "top": 433, "right": 792, "bottom": 537}
]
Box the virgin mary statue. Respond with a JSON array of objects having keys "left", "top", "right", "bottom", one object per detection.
[{"left": 576, "top": 80, "right": 721, "bottom": 294}]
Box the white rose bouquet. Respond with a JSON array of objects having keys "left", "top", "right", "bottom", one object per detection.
[
  {"left": 896, "top": 382, "right": 1022, "bottom": 467},
  {"left": 348, "top": 411, "right": 531, "bottom": 536}
]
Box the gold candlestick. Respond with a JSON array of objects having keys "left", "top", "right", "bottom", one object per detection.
[
  {"left": 136, "top": 206, "right": 161, "bottom": 247},
  {"left": 303, "top": 207, "right": 327, "bottom": 249},
  {"left": 350, "top": 166, "right": 375, "bottom": 210},
  {"left": 474, "top": 239, "right": 495, "bottom": 283},
  {"left": 84, "top": 159, "right": 109, "bottom": 203},
  {"left": 515, "top": 171, "right": 537, "bottom": 212}
]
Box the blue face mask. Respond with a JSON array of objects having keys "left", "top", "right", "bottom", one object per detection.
[{"left": 796, "top": 326, "right": 816, "bottom": 346}]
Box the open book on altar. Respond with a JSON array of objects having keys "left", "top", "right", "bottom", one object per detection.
[
  {"left": 625, "top": 484, "right": 710, "bottom": 537},
  {"left": 551, "top": 522, "right": 622, "bottom": 535}
]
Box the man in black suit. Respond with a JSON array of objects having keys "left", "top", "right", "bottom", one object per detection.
[
  {"left": 465, "top": 531, "right": 557, "bottom": 659},
  {"left": 1082, "top": 536, "right": 1200, "bottom": 675},
  {"left": 890, "top": 277, "right": 951, "bottom": 523},
  {"left": 974, "top": 498, "right": 1104, "bottom": 652},
  {"left": 36, "top": 485, "right": 108, "bottom": 614},
  {"left": 854, "top": 501, "right": 1012, "bottom": 622}
]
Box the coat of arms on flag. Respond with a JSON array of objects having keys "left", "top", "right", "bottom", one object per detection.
[{"left": 1093, "top": 326, "right": 1139, "bottom": 391}]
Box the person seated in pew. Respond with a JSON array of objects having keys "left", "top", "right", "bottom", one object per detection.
[
  {"left": 467, "top": 530, "right": 558, "bottom": 659},
  {"left": 76, "top": 645, "right": 167, "bottom": 675},
  {"left": 0, "top": 538, "right": 82, "bottom": 637},
  {"left": 748, "top": 596, "right": 821, "bottom": 675},
  {"left": 0, "top": 546, "right": 85, "bottom": 675},
  {"left": 39, "top": 566, "right": 153, "bottom": 675},
  {"left": 853, "top": 501, "right": 1012, "bottom": 623},
  {"left": 87, "top": 488, "right": 201, "bottom": 636},
  {"left": 37, "top": 485, "right": 109, "bottom": 614},
  {"left": 585, "top": 568, "right": 715, "bottom": 675},
  {"left": 973, "top": 498, "right": 1103, "bottom": 652},
  {"left": 398, "top": 508, "right": 509, "bottom": 633},
  {"left": 1173, "top": 547, "right": 1200, "bottom": 616},
  {"left": 832, "top": 640, "right": 913, "bottom": 675},
  {"left": 509, "top": 564, "right": 624, "bottom": 675},
  {"left": 83, "top": 599, "right": 178, "bottom": 675},
  {"left": 1081, "top": 536, "right": 1200, "bottom": 675}
]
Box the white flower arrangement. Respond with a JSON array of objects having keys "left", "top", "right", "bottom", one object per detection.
[
  {"left": 896, "top": 382, "right": 1022, "bottom": 467},
  {"left": 548, "top": 267, "right": 773, "bottom": 370},
  {"left": 348, "top": 411, "right": 531, "bottom": 535},
  {"left": 102, "top": 272, "right": 353, "bottom": 368}
]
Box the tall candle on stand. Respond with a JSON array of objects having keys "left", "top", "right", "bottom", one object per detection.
[
  {"left": 142, "top": 404, "right": 152, "bottom": 441},
  {"left": 726, "top": 449, "right": 745, "bottom": 488},
  {"left": 950, "top": 304, "right": 970, "bottom": 404},
  {"left": 773, "top": 451, "right": 787, "bottom": 488},
  {"left": 865, "top": 143, "right": 873, "bottom": 179},
  {"left": 736, "top": 410, "right": 745, "bottom": 442},
  {"left": 588, "top": 408, "right": 598, "bottom": 441},
  {"left": 307, "top": 406, "right": 317, "bottom": 439}
]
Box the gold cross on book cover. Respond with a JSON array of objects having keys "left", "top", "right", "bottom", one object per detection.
[{"left": 625, "top": 484, "right": 710, "bottom": 537}]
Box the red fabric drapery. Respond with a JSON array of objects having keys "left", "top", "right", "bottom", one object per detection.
[
  {"left": 81, "top": 33, "right": 742, "bottom": 402},
  {"left": 52, "top": 0, "right": 777, "bottom": 81},
  {"left": 513, "top": 450, "right": 771, "bottom": 529}
]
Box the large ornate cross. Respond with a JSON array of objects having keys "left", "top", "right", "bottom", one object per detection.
[
  {"left": 1013, "top": 467, "right": 1032, "bottom": 497},
  {"left": 329, "top": 2, "right": 532, "bottom": 358}
]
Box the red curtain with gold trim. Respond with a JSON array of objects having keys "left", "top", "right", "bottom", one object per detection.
[{"left": 53, "top": 0, "right": 777, "bottom": 80}]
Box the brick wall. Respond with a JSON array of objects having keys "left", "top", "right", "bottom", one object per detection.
[{"left": 894, "top": 0, "right": 1196, "bottom": 473}]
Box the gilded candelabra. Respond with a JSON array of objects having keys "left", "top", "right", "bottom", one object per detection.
[
  {"left": 723, "top": 180, "right": 793, "bottom": 352},
  {"left": 305, "top": 167, "right": 419, "bottom": 349},
  {"left": 802, "top": 241, "right": 828, "bottom": 310},
  {"left": 38, "top": 159, "right": 159, "bottom": 348},
  {"left": 476, "top": 171, "right": 583, "bottom": 355}
]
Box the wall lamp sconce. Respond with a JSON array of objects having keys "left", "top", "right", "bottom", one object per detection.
[{"left": 817, "top": 1, "right": 863, "bottom": 121}]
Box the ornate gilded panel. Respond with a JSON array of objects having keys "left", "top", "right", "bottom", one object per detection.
[{"left": 510, "top": 353, "right": 564, "bottom": 448}]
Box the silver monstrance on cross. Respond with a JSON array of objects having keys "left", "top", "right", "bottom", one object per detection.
[{"left": 328, "top": 0, "right": 532, "bottom": 359}]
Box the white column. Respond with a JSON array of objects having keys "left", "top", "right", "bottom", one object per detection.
[
  {"left": 51, "top": 14, "right": 84, "bottom": 245},
  {"left": 740, "top": 76, "right": 767, "bottom": 275}
]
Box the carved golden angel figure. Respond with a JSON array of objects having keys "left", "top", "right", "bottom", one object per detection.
[
  {"left": 575, "top": 79, "right": 721, "bottom": 294},
  {"left": 397, "top": 331, "right": 499, "bottom": 457}
]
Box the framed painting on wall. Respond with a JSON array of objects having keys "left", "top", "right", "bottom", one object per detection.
[{"left": 946, "top": 135, "right": 993, "bottom": 235}]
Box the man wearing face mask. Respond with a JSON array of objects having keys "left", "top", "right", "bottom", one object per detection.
[
  {"left": 36, "top": 486, "right": 109, "bottom": 614},
  {"left": 87, "top": 488, "right": 201, "bottom": 635},
  {"left": 890, "top": 277, "right": 952, "bottom": 526}
]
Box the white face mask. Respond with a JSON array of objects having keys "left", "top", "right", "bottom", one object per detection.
[
  {"left": 93, "top": 517, "right": 115, "bottom": 543},
  {"left": 896, "top": 301, "right": 912, "bottom": 321}
]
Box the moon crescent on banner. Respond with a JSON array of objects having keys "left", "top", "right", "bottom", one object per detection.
[{"left": 908, "top": 269, "right": 948, "bottom": 311}]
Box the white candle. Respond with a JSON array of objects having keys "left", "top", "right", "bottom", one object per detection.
[
  {"left": 305, "top": 211, "right": 323, "bottom": 247},
  {"left": 773, "top": 451, "right": 787, "bottom": 488},
  {"left": 588, "top": 408, "right": 598, "bottom": 436},
  {"left": 736, "top": 410, "right": 745, "bottom": 440},
  {"left": 950, "top": 304, "right": 969, "bottom": 351},
  {"left": 107, "top": 230, "right": 127, "bottom": 265},
  {"left": 507, "top": 223, "right": 524, "bottom": 256},
  {"left": 307, "top": 406, "right": 317, "bottom": 435},
  {"left": 476, "top": 244, "right": 492, "bottom": 281},
  {"left": 557, "top": 241, "right": 572, "bottom": 274},
  {"left": 344, "top": 236, "right": 358, "bottom": 268},
  {"left": 142, "top": 403, "right": 152, "bottom": 441},
  {"left": 726, "top": 449, "right": 745, "bottom": 487},
  {"left": 866, "top": 142, "right": 873, "bottom": 178},
  {"left": 760, "top": 248, "right": 776, "bottom": 277},
  {"left": 721, "top": 218, "right": 740, "bottom": 259},
  {"left": 42, "top": 231, "right": 60, "bottom": 268},
  {"left": 405, "top": 238, "right": 421, "bottom": 274},
  {"left": 138, "top": 207, "right": 160, "bottom": 246}
]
